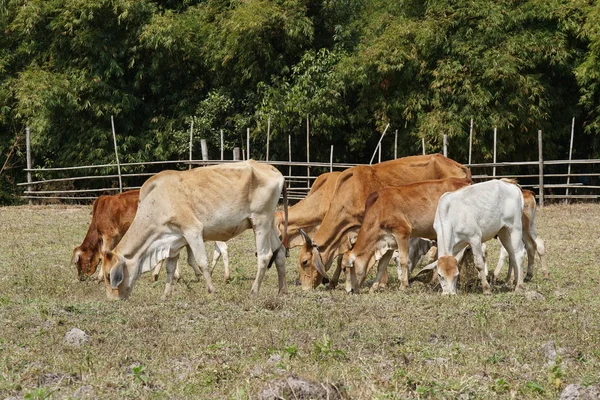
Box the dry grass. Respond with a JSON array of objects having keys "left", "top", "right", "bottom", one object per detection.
[{"left": 1, "top": 203, "right": 600, "bottom": 399}]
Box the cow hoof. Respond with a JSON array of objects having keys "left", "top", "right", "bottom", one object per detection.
[
  {"left": 515, "top": 284, "right": 525, "bottom": 292},
  {"left": 524, "top": 274, "right": 533, "bottom": 282}
]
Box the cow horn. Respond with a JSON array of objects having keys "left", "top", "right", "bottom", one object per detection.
[
  {"left": 409, "top": 260, "right": 438, "bottom": 283},
  {"left": 312, "top": 247, "right": 330, "bottom": 281},
  {"left": 299, "top": 229, "right": 313, "bottom": 246},
  {"left": 71, "top": 248, "right": 81, "bottom": 265}
]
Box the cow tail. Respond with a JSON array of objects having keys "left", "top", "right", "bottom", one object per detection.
[
  {"left": 267, "top": 180, "right": 289, "bottom": 269},
  {"left": 282, "top": 181, "right": 288, "bottom": 257}
]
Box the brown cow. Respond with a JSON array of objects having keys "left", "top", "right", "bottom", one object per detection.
[
  {"left": 300, "top": 154, "right": 471, "bottom": 287},
  {"left": 274, "top": 171, "right": 341, "bottom": 290},
  {"left": 72, "top": 190, "right": 140, "bottom": 281},
  {"left": 342, "top": 177, "right": 471, "bottom": 293},
  {"left": 72, "top": 190, "right": 229, "bottom": 282}
]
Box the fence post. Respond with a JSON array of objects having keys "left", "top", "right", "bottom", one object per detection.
[
  {"left": 443, "top": 134, "right": 448, "bottom": 157},
  {"left": 369, "top": 123, "right": 390, "bottom": 165},
  {"left": 468, "top": 118, "right": 473, "bottom": 165},
  {"left": 266, "top": 116, "right": 271, "bottom": 161},
  {"left": 306, "top": 114, "right": 310, "bottom": 189},
  {"left": 493, "top": 127, "right": 497, "bottom": 177},
  {"left": 233, "top": 147, "right": 240, "bottom": 161},
  {"left": 330, "top": 145, "right": 334, "bottom": 172},
  {"left": 25, "top": 126, "right": 32, "bottom": 205},
  {"left": 246, "top": 128, "right": 250, "bottom": 160},
  {"left": 220, "top": 129, "right": 224, "bottom": 161},
  {"left": 189, "top": 119, "right": 194, "bottom": 170},
  {"left": 565, "top": 117, "right": 575, "bottom": 203},
  {"left": 394, "top": 129, "right": 398, "bottom": 159},
  {"left": 111, "top": 116, "right": 123, "bottom": 193},
  {"left": 538, "top": 129, "right": 544, "bottom": 208},
  {"left": 288, "top": 134, "right": 292, "bottom": 181},
  {"left": 201, "top": 139, "right": 209, "bottom": 161},
  {"left": 422, "top": 137, "right": 425, "bottom": 155}
]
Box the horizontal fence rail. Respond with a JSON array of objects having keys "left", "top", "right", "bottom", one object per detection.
[{"left": 18, "top": 156, "right": 600, "bottom": 203}]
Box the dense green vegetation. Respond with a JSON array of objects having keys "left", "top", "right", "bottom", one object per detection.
[{"left": 1, "top": 0, "right": 599, "bottom": 201}]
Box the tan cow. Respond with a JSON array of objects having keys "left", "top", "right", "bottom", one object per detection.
[
  {"left": 71, "top": 190, "right": 229, "bottom": 283},
  {"left": 493, "top": 189, "right": 547, "bottom": 282},
  {"left": 274, "top": 171, "right": 341, "bottom": 290},
  {"left": 342, "top": 177, "right": 471, "bottom": 293},
  {"left": 102, "top": 160, "right": 287, "bottom": 300},
  {"left": 299, "top": 154, "right": 471, "bottom": 286}
]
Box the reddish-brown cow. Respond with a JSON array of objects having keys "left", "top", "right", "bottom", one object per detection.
[
  {"left": 300, "top": 154, "right": 471, "bottom": 287},
  {"left": 342, "top": 177, "right": 471, "bottom": 293},
  {"left": 274, "top": 171, "right": 341, "bottom": 290}
]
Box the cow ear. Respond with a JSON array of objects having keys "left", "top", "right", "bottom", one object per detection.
[
  {"left": 299, "top": 229, "right": 313, "bottom": 246},
  {"left": 110, "top": 258, "right": 125, "bottom": 289},
  {"left": 347, "top": 232, "right": 358, "bottom": 247},
  {"left": 71, "top": 248, "right": 81, "bottom": 264}
]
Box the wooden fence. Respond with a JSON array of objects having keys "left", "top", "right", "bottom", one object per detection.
[
  {"left": 17, "top": 121, "right": 600, "bottom": 204},
  {"left": 18, "top": 156, "right": 600, "bottom": 204}
]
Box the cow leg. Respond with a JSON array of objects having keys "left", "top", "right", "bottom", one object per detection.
[
  {"left": 251, "top": 218, "right": 284, "bottom": 296},
  {"left": 185, "top": 245, "right": 202, "bottom": 282},
  {"left": 152, "top": 260, "right": 163, "bottom": 282},
  {"left": 273, "top": 241, "right": 287, "bottom": 295},
  {"left": 394, "top": 236, "right": 411, "bottom": 291},
  {"left": 497, "top": 228, "right": 526, "bottom": 292},
  {"left": 183, "top": 232, "right": 214, "bottom": 294},
  {"left": 211, "top": 241, "right": 230, "bottom": 283},
  {"left": 522, "top": 231, "right": 537, "bottom": 282},
  {"left": 493, "top": 243, "right": 509, "bottom": 284},
  {"left": 470, "top": 240, "right": 491, "bottom": 295},
  {"left": 536, "top": 237, "right": 548, "bottom": 278},
  {"left": 162, "top": 256, "right": 179, "bottom": 300},
  {"left": 327, "top": 257, "right": 343, "bottom": 289},
  {"left": 370, "top": 250, "right": 394, "bottom": 293}
]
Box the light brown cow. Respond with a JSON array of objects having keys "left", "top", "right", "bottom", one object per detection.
[
  {"left": 342, "top": 177, "right": 471, "bottom": 293},
  {"left": 71, "top": 190, "right": 229, "bottom": 282},
  {"left": 274, "top": 171, "right": 341, "bottom": 290},
  {"left": 102, "top": 160, "right": 287, "bottom": 300},
  {"left": 300, "top": 154, "right": 471, "bottom": 286},
  {"left": 493, "top": 189, "right": 547, "bottom": 282}
]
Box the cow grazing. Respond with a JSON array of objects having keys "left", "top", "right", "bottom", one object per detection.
[
  {"left": 71, "top": 190, "right": 229, "bottom": 283},
  {"left": 72, "top": 190, "right": 140, "bottom": 281},
  {"left": 274, "top": 171, "right": 341, "bottom": 290},
  {"left": 342, "top": 177, "right": 471, "bottom": 293},
  {"left": 300, "top": 154, "right": 471, "bottom": 285},
  {"left": 433, "top": 179, "right": 526, "bottom": 295},
  {"left": 493, "top": 189, "right": 547, "bottom": 282},
  {"left": 102, "top": 160, "right": 287, "bottom": 300}
]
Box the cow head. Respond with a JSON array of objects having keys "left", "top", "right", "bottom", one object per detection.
[
  {"left": 297, "top": 229, "right": 329, "bottom": 290},
  {"left": 437, "top": 255, "right": 459, "bottom": 295},
  {"left": 71, "top": 246, "right": 102, "bottom": 281},
  {"left": 103, "top": 250, "right": 132, "bottom": 300}
]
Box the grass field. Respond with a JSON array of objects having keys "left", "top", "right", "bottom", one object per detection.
[{"left": 1, "top": 203, "right": 600, "bottom": 399}]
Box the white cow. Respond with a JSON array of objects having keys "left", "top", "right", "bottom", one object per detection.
[
  {"left": 151, "top": 241, "right": 230, "bottom": 283},
  {"left": 433, "top": 179, "right": 526, "bottom": 295},
  {"left": 102, "top": 160, "right": 288, "bottom": 300}
]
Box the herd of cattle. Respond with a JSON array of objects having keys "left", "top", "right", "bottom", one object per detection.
[{"left": 71, "top": 154, "right": 546, "bottom": 300}]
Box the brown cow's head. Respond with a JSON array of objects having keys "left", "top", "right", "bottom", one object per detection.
[
  {"left": 437, "top": 255, "right": 459, "bottom": 295},
  {"left": 71, "top": 246, "right": 102, "bottom": 281},
  {"left": 297, "top": 229, "right": 329, "bottom": 290},
  {"left": 102, "top": 250, "right": 132, "bottom": 300}
]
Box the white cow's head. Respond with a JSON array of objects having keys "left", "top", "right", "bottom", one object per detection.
[{"left": 437, "top": 255, "right": 459, "bottom": 295}]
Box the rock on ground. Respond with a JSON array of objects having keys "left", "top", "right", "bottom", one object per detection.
[
  {"left": 560, "top": 384, "right": 600, "bottom": 399},
  {"left": 63, "top": 328, "right": 90, "bottom": 346},
  {"left": 257, "top": 376, "right": 348, "bottom": 400}
]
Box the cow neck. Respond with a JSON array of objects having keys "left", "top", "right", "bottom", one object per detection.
[
  {"left": 286, "top": 192, "right": 327, "bottom": 241},
  {"left": 80, "top": 218, "right": 99, "bottom": 251}
]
